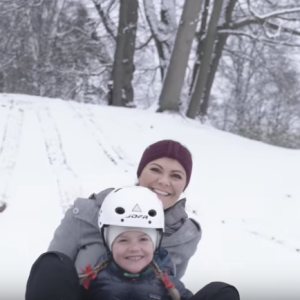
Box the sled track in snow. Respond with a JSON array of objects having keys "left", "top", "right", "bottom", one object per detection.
[
  {"left": 36, "top": 107, "right": 81, "bottom": 213},
  {"left": 70, "top": 103, "right": 135, "bottom": 172},
  {"left": 245, "top": 226, "right": 300, "bottom": 254},
  {"left": 221, "top": 218, "right": 300, "bottom": 254},
  {"left": 0, "top": 100, "right": 24, "bottom": 204}
]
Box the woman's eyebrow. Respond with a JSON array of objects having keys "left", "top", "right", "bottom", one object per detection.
[
  {"left": 150, "top": 163, "right": 184, "bottom": 174},
  {"left": 172, "top": 170, "right": 184, "bottom": 174},
  {"left": 150, "top": 163, "right": 162, "bottom": 168}
]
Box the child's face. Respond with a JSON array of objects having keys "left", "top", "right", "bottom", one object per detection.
[{"left": 112, "top": 231, "right": 154, "bottom": 273}]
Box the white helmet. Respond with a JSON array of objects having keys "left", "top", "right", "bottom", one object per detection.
[{"left": 98, "top": 186, "right": 165, "bottom": 250}]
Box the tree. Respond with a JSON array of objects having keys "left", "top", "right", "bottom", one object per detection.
[
  {"left": 143, "top": 0, "right": 177, "bottom": 80},
  {"left": 186, "top": 0, "right": 224, "bottom": 119},
  {"left": 186, "top": 0, "right": 300, "bottom": 119},
  {"left": 157, "top": 0, "right": 204, "bottom": 112},
  {"left": 209, "top": 37, "right": 300, "bottom": 148},
  {"left": 193, "top": 0, "right": 237, "bottom": 118},
  {"left": 0, "top": 0, "right": 110, "bottom": 102},
  {"left": 111, "top": 0, "right": 139, "bottom": 107}
]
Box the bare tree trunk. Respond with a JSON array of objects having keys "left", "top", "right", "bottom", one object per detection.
[
  {"left": 188, "top": 0, "right": 210, "bottom": 96},
  {"left": 111, "top": 0, "right": 138, "bottom": 106},
  {"left": 186, "top": 0, "right": 223, "bottom": 119},
  {"left": 200, "top": 0, "right": 237, "bottom": 116},
  {"left": 93, "top": 0, "right": 117, "bottom": 40},
  {"left": 40, "top": 0, "right": 66, "bottom": 97},
  {"left": 158, "top": 0, "right": 204, "bottom": 112},
  {"left": 0, "top": 72, "right": 4, "bottom": 92},
  {"left": 143, "top": 0, "right": 177, "bottom": 81},
  {"left": 26, "top": 6, "right": 40, "bottom": 94}
]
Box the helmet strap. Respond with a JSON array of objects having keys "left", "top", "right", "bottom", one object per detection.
[
  {"left": 101, "top": 225, "right": 111, "bottom": 252},
  {"left": 156, "top": 229, "right": 163, "bottom": 250}
]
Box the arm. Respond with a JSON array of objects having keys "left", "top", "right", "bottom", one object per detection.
[
  {"left": 47, "top": 190, "right": 112, "bottom": 264},
  {"left": 48, "top": 203, "right": 81, "bottom": 261},
  {"left": 175, "top": 259, "right": 189, "bottom": 281},
  {"left": 176, "top": 219, "right": 202, "bottom": 279},
  {"left": 164, "top": 218, "right": 202, "bottom": 279},
  {"left": 163, "top": 199, "right": 202, "bottom": 279}
]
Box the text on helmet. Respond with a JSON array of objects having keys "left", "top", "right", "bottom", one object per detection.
[{"left": 126, "top": 214, "right": 148, "bottom": 219}]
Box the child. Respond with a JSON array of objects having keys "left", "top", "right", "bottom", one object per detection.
[{"left": 79, "top": 186, "right": 240, "bottom": 300}]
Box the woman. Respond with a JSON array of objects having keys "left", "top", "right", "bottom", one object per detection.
[
  {"left": 26, "top": 187, "right": 237, "bottom": 300},
  {"left": 47, "top": 139, "right": 201, "bottom": 279}
]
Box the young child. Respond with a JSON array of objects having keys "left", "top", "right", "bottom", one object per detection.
[
  {"left": 79, "top": 185, "right": 191, "bottom": 300},
  {"left": 79, "top": 186, "right": 240, "bottom": 300}
]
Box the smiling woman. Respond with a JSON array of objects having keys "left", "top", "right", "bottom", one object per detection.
[
  {"left": 138, "top": 157, "right": 188, "bottom": 209},
  {"left": 25, "top": 139, "right": 202, "bottom": 300},
  {"left": 137, "top": 140, "right": 192, "bottom": 209}
]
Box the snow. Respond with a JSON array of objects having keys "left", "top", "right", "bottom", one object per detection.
[
  {"left": 143, "top": 0, "right": 175, "bottom": 43},
  {"left": 1, "top": 93, "right": 300, "bottom": 299},
  {"left": 247, "top": 4, "right": 300, "bottom": 21}
]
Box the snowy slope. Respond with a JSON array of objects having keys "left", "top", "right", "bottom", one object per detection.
[{"left": 0, "top": 93, "right": 299, "bottom": 299}]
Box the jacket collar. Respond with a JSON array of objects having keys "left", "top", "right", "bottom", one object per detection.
[{"left": 164, "top": 198, "right": 188, "bottom": 235}]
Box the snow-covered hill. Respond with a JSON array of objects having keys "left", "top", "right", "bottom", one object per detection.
[{"left": 0, "top": 93, "right": 299, "bottom": 299}]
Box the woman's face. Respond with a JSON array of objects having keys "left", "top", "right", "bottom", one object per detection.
[{"left": 138, "top": 157, "right": 187, "bottom": 209}]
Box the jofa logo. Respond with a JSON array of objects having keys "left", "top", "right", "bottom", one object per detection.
[{"left": 126, "top": 214, "right": 148, "bottom": 219}]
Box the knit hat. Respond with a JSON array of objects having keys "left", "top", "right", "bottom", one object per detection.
[
  {"left": 106, "top": 226, "right": 159, "bottom": 251},
  {"left": 137, "top": 140, "right": 193, "bottom": 189}
]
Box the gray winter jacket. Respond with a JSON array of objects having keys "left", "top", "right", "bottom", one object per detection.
[{"left": 48, "top": 188, "right": 201, "bottom": 279}]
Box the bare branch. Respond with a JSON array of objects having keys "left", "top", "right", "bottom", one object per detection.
[
  {"left": 265, "top": 20, "right": 300, "bottom": 37},
  {"left": 0, "top": 56, "right": 16, "bottom": 70},
  {"left": 106, "top": 0, "right": 115, "bottom": 12},
  {"left": 92, "top": 0, "right": 117, "bottom": 40},
  {"left": 218, "top": 29, "right": 300, "bottom": 47},
  {"left": 221, "top": 18, "right": 300, "bottom": 37},
  {"left": 246, "top": 1, "right": 300, "bottom": 20},
  {"left": 135, "top": 35, "right": 153, "bottom": 50},
  {"left": 56, "top": 67, "right": 110, "bottom": 76}
]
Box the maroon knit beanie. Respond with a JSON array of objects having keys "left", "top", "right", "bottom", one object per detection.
[{"left": 137, "top": 140, "right": 193, "bottom": 189}]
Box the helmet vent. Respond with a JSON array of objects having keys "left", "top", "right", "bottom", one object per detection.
[
  {"left": 115, "top": 207, "right": 125, "bottom": 214},
  {"left": 148, "top": 209, "right": 157, "bottom": 217}
]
